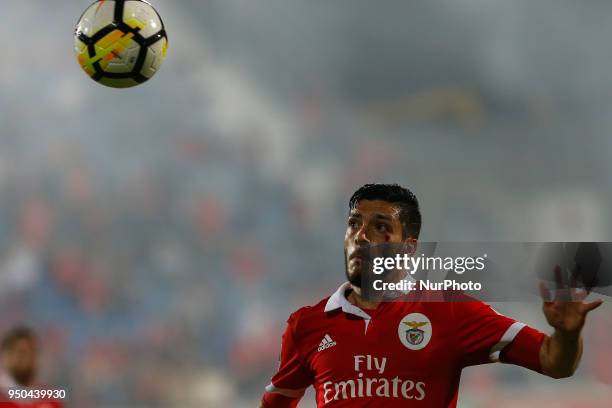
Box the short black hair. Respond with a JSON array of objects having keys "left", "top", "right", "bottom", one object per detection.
[
  {"left": 349, "top": 183, "right": 421, "bottom": 239},
  {"left": 1, "top": 326, "right": 36, "bottom": 352}
]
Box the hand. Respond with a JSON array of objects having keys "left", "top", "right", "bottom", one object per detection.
[{"left": 539, "top": 266, "right": 603, "bottom": 335}]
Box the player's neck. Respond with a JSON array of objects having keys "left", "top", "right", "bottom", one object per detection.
[{"left": 346, "top": 286, "right": 380, "bottom": 310}]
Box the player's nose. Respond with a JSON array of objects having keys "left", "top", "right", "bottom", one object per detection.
[{"left": 354, "top": 224, "right": 370, "bottom": 244}]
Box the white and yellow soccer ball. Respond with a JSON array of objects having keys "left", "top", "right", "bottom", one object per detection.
[{"left": 74, "top": 0, "right": 168, "bottom": 88}]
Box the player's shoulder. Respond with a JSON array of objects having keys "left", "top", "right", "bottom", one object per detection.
[
  {"left": 394, "top": 290, "right": 498, "bottom": 318},
  {"left": 287, "top": 296, "right": 329, "bottom": 322},
  {"left": 447, "top": 291, "right": 501, "bottom": 317},
  {"left": 286, "top": 296, "right": 330, "bottom": 334}
]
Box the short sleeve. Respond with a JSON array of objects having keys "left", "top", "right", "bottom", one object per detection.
[
  {"left": 454, "top": 301, "right": 544, "bottom": 370},
  {"left": 499, "top": 324, "right": 546, "bottom": 373},
  {"left": 261, "top": 313, "right": 313, "bottom": 408}
]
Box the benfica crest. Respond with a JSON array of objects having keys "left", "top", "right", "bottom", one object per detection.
[
  {"left": 405, "top": 321, "right": 427, "bottom": 345},
  {"left": 398, "top": 313, "right": 432, "bottom": 350}
]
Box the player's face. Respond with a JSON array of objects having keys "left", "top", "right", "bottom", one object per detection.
[
  {"left": 344, "top": 199, "right": 405, "bottom": 287},
  {"left": 1, "top": 338, "right": 37, "bottom": 386}
]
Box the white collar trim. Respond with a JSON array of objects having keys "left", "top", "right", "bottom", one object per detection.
[{"left": 324, "top": 282, "right": 371, "bottom": 320}]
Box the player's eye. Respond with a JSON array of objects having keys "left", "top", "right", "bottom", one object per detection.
[
  {"left": 376, "top": 223, "right": 390, "bottom": 233},
  {"left": 348, "top": 219, "right": 358, "bottom": 228}
]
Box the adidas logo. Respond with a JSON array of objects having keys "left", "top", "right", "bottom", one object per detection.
[{"left": 317, "top": 334, "right": 337, "bottom": 352}]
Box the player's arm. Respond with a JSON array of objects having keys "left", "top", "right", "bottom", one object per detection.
[
  {"left": 260, "top": 312, "right": 313, "bottom": 408},
  {"left": 455, "top": 300, "right": 546, "bottom": 371},
  {"left": 538, "top": 270, "right": 603, "bottom": 378}
]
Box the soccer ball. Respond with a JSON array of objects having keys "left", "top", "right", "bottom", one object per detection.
[{"left": 74, "top": 0, "right": 168, "bottom": 88}]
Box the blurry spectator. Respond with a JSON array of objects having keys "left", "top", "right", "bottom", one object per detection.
[{"left": 0, "top": 326, "right": 63, "bottom": 407}]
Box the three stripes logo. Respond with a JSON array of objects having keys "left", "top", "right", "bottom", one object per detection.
[{"left": 317, "top": 334, "right": 337, "bottom": 352}]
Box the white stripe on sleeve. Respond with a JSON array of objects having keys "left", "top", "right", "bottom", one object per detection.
[
  {"left": 489, "top": 322, "right": 526, "bottom": 362},
  {"left": 265, "top": 383, "right": 306, "bottom": 398}
]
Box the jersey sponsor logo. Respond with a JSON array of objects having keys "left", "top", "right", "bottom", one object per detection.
[
  {"left": 398, "top": 313, "right": 432, "bottom": 350},
  {"left": 322, "top": 354, "right": 426, "bottom": 404},
  {"left": 317, "top": 334, "right": 337, "bottom": 352}
]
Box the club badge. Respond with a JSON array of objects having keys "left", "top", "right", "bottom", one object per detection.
[{"left": 398, "top": 313, "right": 432, "bottom": 350}]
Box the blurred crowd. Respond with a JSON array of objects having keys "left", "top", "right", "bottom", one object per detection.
[{"left": 0, "top": 129, "right": 339, "bottom": 406}]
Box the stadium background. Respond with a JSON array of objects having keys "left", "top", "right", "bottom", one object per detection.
[{"left": 0, "top": 0, "right": 611, "bottom": 406}]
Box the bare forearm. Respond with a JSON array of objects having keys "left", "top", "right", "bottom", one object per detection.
[{"left": 540, "top": 329, "right": 583, "bottom": 379}]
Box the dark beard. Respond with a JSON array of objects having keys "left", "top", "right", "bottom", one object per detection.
[
  {"left": 344, "top": 249, "right": 362, "bottom": 288},
  {"left": 11, "top": 369, "right": 35, "bottom": 387}
]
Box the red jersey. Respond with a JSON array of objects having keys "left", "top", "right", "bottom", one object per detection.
[
  {"left": 0, "top": 402, "right": 62, "bottom": 408},
  {"left": 262, "top": 282, "right": 546, "bottom": 408}
]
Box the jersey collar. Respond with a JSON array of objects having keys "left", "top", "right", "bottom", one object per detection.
[{"left": 324, "top": 282, "right": 372, "bottom": 320}]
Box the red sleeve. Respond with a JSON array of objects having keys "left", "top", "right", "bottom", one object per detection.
[
  {"left": 500, "top": 325, "right": 546, "bottom": 373},
  {"left": 454, "top": 301, "right": 544, "bottom": 370},
  {"left": 261, "top": 312, "right": 313, "bottom": 408}
]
